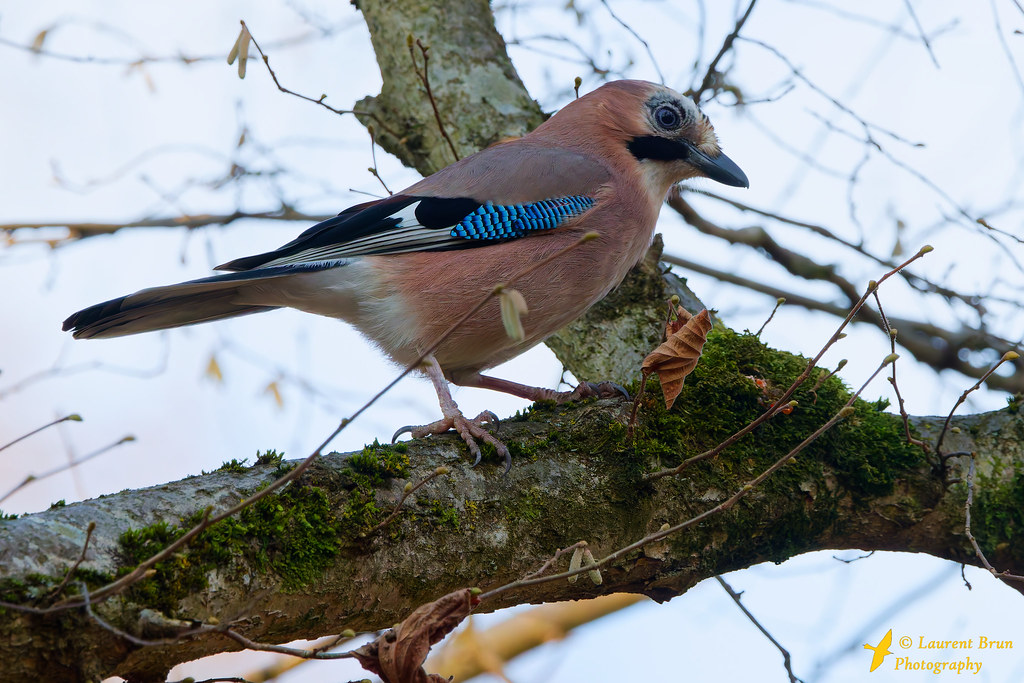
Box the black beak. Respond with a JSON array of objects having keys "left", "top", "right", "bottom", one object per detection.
[{"left": 687, "top": 145, "right": 749, "bottom": 188}]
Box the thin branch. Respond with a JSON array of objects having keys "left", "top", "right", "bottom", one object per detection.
[
  {"left": 241, "top": 21, "right": 399, "bottom": 138},
  {"left": 597, "top": 0, "right": 665, "bottom": 84},
  {"left": 662, "top": 253, "right": 1024, "bottom": 393},
  {"left": 691, "top": 188, "right": 1017, "bottom": 314},
  {"left": 871, "top": 290, "right": 929, "bottom": 452},
  {"left": 669, "top": 191, "right": 862, "bottom": 306},
  {"left": 691, "top": 0, "right": 759, "bottom": 102},
  {"left": 755, "top": 297, "right": 785, "bottom": 338},
  {"left": 0, "top": 414, "right": 81, "bottom": 455},
  {"left": 2, "top": 208, "right": 333, "bottom": 241},
  {"left": 715, "top": 576, "right": 803, "bottom": 683},
  {"left": 964, "top": 454, "right": 1024, "bottom": 584},
  {"left": 366, "top": 125, "right": 393, "bottom": 196},
  {"left": 366, "top": 466, "right": 450, "bottom": 535},
  {"left": 901, "top": 0, "right": 940, "bottom": 67},
  {"left": 221, "top": 628, "right": 359, "bottom": 660},
  {"left": 0, "top": 435, "right": 135, "bottom": 505},
  {"left": 989, "top": 0, "right": 1024, "bottom": 97},
  {"left": 934, "top": 350, "right": 1019, "bottom": 457},
  {"left": 408, "top": 38, "right": 460, "bottom": 162},
  {"left": 46, "top": 522, "right": 97, "bottom": 601},
  {"left": 0, "top": 24, "right": 326, "bottom": 67}
]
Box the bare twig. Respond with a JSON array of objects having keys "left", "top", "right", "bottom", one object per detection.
[
  {"left": 221, "top": 628, "right": 359, "bottom": 659},
  {"left": 934, "top": 350, "right": 1019, "bottom": 457},
  {"left": 669, "top": 191, "right": 861, "bottom": 306},
  {"left": 691, "top": 188, "right": 1018, "bottom": 314},
  {"left": 523, "top": 541, "right": 589, "bottom": 583},
  {"left": 2, "top": 208, "right": 332, "bottom": 241},
  {"left": 240, "top": 21, "right": 398, "bottom": 137},
  {"left": 0, "top": 414, "right": 81, "bottom": 455},
  {"left": 901, "top": 0, "right": 940, "bottom": 67},
  {"left": 598, "top": 0, "right": 665, "bottom": 84},
  {"left": 989, "top": 0, "right": 1024, "bottom": 97},
  {"left": 755, "top": 297, "right": 785, "bottom": 338},
  {"left": 0, "top": 22, "right": 324, "bottom": 67},
  {"left": 46, "top": 522, "right": 97, "bottom": 601},
  {"left": 963, "top": 454, "right": 1024, "bottom": 584},
  {"left": 0, "top": 435, "right": 135, "bottom": 505},
  {"left": 809, "top": 359, "right": 847, "bottom": 403},
  {"left": 691, "top": 0, "right": 759, "bottom": 102},
  {"left": 662, "top": 252, "right": 1024, "bottom": 393},
  {"left": 366, "top": 125, "right": 393, "bottom": 196},
  {"left": 871, "top": 290, "right": 928, "bottom": 451},
  {"left": 715, "top": 576, "right": 803, "bottom": 683},
  {"left": 408, "top": 37, "right": 460, "bottom": 162},
  {"left": 366, "top": 466, "right": 450, "bottom": 535}
]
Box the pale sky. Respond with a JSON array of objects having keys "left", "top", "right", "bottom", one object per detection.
[{"left": 2, "top": 1, "right": 1023, "bottom": 681}]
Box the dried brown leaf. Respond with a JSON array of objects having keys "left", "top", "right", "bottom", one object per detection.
[
  {"left": 351, "top": 588, "right": 480, "bottom": 683},
  {"left": 641, "top": 307, "right": 712, "bottom": 409}
]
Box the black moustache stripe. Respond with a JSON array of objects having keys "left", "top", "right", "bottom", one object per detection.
[{"left": 627, "top": 135, "right": 691, "bottom": 162}]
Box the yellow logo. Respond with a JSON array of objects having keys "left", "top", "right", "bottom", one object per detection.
[{"left": 864, "top": 629, "right": 894, "bottom": 672}]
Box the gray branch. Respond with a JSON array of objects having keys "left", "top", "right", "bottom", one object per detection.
[{"left": 2, "top": 365, "right": 1022, "bottom": 680}]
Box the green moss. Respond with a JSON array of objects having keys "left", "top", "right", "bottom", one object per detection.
[
  {"left": 49, "top": 499, "right": 66, "bottom": 510},
  {"left": 421, "top": 498, "right": 460, "bottom": 530},
  {"left": 255, "top": 449, "right": 285, "bottom": 467},
  {"left": 209, "top": 458, "right": 250, "bottom": 474},
  {"left": 630, "top": 328, "right": 926, "bottom": 499},
  {"left": 973, "top": 469, "right": 1024, "bottom": 567},
  {"left": 339, "top": 486, "right": 382, "bottom": 535},
  {"left": 0, "top": 510, "right": 18, "bottom": 520},
  {"left": 504, "top": 486, "right": 545, "bottom": 525},
  {"left": 0, "top": 566, "right": 114, "bottom": 608},
  {"left": 349, "top": 439, "right": 410, "bottom": 485},
  {"left": 116, "top": 481, "right": 346, "bottom": 616},
  {"left": 334, "top": 439, "right": 412, "bottom": 535}
]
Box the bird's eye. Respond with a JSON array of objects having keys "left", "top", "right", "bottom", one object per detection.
[{"left": 655, "top": 106, "right": 682, "bottom": 129}]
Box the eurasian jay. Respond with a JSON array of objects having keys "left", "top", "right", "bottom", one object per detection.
[{"left": 63, "top": 80, "right": 747, "bottom": 469}]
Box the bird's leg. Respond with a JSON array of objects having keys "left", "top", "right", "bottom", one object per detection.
[
  {"left": 393, "top": 354, "right": 511, "bottom": 471},
  {"left": 458, "top": 373, "right": 629, "bottom": 403}
]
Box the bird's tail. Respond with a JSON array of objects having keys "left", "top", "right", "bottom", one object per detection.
[{"left": 62, "top": 264, "right": 337, "bottom": 339}]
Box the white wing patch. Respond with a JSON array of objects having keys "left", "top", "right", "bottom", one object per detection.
[{"left": 260, "top": 202, "right": 465, "bottom": 267}]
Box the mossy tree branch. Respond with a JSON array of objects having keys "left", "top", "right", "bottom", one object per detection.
[{"left": 2, "top": 323, "right": 1023, "bottom": 680}]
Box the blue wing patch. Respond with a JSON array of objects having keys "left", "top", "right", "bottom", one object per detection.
[{"left": 451, "top": 196, "right": 594, "bottom": 240}]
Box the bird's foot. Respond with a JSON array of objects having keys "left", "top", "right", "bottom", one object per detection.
[
  {"left": 398, "top": 354, "right": 512, "bottom": 471},
  {"left": 393, "top": 409, "right": 509, "bottom": 471}
]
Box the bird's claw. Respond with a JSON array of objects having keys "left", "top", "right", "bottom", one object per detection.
[
  {"left": 393, "top": 410, "right": 510, "bottom": 473},
  {"left": 391, "top": 425, "right": 414, "bottom": 443}
]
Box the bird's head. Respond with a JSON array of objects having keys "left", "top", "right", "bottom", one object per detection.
[{"left": 547, "top": 80, "right": 748, "bottom": 193}]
